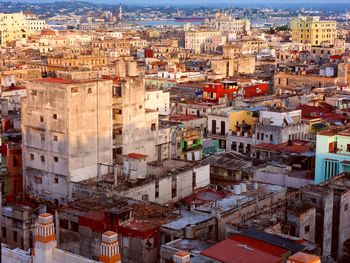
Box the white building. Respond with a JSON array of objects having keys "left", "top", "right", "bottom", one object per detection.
[
  {"left": 207, "top": 13, "right": 250, "bottom": 37},
  {"left": 145, "top": 88, "right": 170, "bottom": 116},
  {"left": 119, "top": 159, "right": 210, "bottom": 204},
  {"left": 185, "top": 30, "right": 224, "bottom": 54}
]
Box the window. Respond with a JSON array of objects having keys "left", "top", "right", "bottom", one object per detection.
[
  {"left": 88, "top": 88, "right": 92, "bottom": 94},
  {"left": 304, "top": 225, "right": 310, "bottom": 234},
  {"left": 41, "top": 155, "right": 45, "bottom": 162},
  {"left": 345, "top": 203, "right": 349, "bottom": 212},
  {"left": 13, "top": 231, "right": 18, "bottom": 242},
  {"left": 30, "top": 153, "right": 34, "bottom": 160},
  {"left": 155, "top": 180, "right": 159, "bottom": 198},
  {"left": 54, "top": 178, "right": 58, "bottom": 184},
  {"left": 70, "top": 221, "right": 79, "bottom": 232},
  {"left": 172, "top": 176, "right": 177, "bottom": 198},
  {"left": 53, "top": 114, "right": 57, "bottom": 119},
  {"left": 54, "top": 156, "right": 58, "bottom": 162},
  {"left": 2, "top": 227, "right": 6, "bottom": 238},
  {"left": 59, "top": 219, "right": 69, "bottom": 229},
  {"left": 151, "top": 123, "right": 156, "bottom": 131},
  {"left": 347, "top": 144, "right": 350, "bottom": 152},
  {"left": 192, "top": 172, "right": 196, "bottom": 189},
  {"left": 122, "top": 236, "right": 130, "bottom": 248},
  {"left": 53, "top": 135, "right": 58, "bottom": 141},
  {"left": 31, "top": 90, "right": 37, "bottom": 96},
  {"left": 40, "top": 116, "right": 44, "bottom": 122},
  {"left": 270, "top": 134, "right": 273, "bottom": 141},
  {"left": 71, "top": 87, "right": 78, "bottom": 93},
  {"left": 41, "top": 133, "right": 45, "bottom": 141},
  {"left": 139, "top": 105, "right": 142, "bottom": 109},
  {"left": 257, "top": 132, "right": 260, "bottom": 140},
  {"left": 13, "top": 156, "right": 18, "bottom": 167}
]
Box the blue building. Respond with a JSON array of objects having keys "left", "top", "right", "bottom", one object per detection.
[{"left": 315, "top": 128, "right": 350, "bottom": 184}]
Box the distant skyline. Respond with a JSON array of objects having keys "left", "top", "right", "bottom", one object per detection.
[{"left": 6, "top": 0, "right": 350, "bottom": 4}]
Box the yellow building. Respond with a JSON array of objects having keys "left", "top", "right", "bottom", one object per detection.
[
  {"left": 291, "top": 16, "right": 337, "bottom": 46},
  {"left": 229, "top": 109, "right": 258, "bottom": 134},
  {"left": 0, "top": 12, "right": 46, "bottom": 46},
  {"left": 0, "top": 12, "right": 29, "bottom": 46}
]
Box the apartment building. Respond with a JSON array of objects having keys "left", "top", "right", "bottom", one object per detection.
[
  {"left": 207, "top": 12, "right": 250, "bottom": 37},
  {"left": 254, "top": 109, "right": 308, "bottom": 145},
  {"left": 185, "top": 30, "right": 223, "bottom": 54},
  {"left": 314, "top": 127, "right": 350, "bottom": 184},
  {"left": 291, "top": 16, "right": 337, "bottom": 46},
  {"left": 0, "top": 12, "right": 47, "bottom": 46},
  {"left": 22, "top": 71, "right": 113, "bottom": 205},
  {"left": 112, "top": 62, "right": 170, "bottom": 164}
]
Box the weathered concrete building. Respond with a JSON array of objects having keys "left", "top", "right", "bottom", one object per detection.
[
  {"left": 112, "top": 63, "right": 171, "bottom": 163},
  {"left": 300, "top": 173, "right": 350, "bottom": 260},
  {"left": 254, "top": 109, "right": 308, "bottom": 145},
  {"left": 22, "top": 71, "right": 113, "bottom": 205},
  {"left": 72, "top": 159, "right": 210, "bottom": 205}
]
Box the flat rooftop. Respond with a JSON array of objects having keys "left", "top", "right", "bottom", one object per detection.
[{"left": 195, "top": 183, "right": 286, "bottom": 214}]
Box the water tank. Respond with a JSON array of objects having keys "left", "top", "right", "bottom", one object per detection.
[
  {"left": 127, "top": 61, "right": 138, "bottom": 77},
  {"left": 233, "top": 185, "right": 241, "bottom": 195},
  {"left": 115, "top": 60, "right": 126, "bottom": 77},
  {"left": 253, "top": 182, "right": 259, "bottom": 190},
  {"left": 185, "top": 225, "right": 196, "bottom": 239},
  {"left": 240, "top": 183, "right": 247, "bottom": 193}
]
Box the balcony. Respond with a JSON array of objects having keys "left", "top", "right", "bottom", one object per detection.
[
  {"left": 113, "top": 135, "right": 123, "bottom": 147},
  {"left": 113, "top": 114, "right": 123, "bottom": 126},
  {"left": 208, "top": 132, "right": 227, "bottom": 140}
]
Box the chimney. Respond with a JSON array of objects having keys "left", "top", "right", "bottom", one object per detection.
[
  {"left": 173, "top": 251, "right": 190, "bottom": 263},
  {"left": 33, "top": 213, "right": 57, "bottom": 263},
  {"left": 99, "top": 231, "right": 121, "bottom": 263},
  {"left": 190, "top": 201, "right": 196, "bottom": 211}
]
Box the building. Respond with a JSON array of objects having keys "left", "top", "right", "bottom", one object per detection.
[
  {"left": 254, "top": 109, "right": 308, "bottom": 145},
  {"left": 314, "top": 127, "right": 350, "bottom": 184},
  {"left": 57, "top": 196, "right": 174, "bottom": 262},
  {"left": 207, "top": 13, "right": 250, "bottom": 37},
  {"left": 111, "top": 62, "right": 170, "bottom": 164},
  {"left": 161, "top": 182, "right": 287, "bottom": 242},
  {"left": 185, "top": 30, "right": 223, "bottom": 54},
  {"left": 300, "top": 173, "right": 350, "bottom": 260},
  {"left": 72, "top": 159, "right": 210, "bottom": 205},
  {"left": 223, "top": 38, "right": 268, "bottom": 57},
  {"left": 291, "top": 16, "right": 337, "bottom": 46},
  {"left": 1, "top": 203, "right": 39, "bottom": 251},
  {"left": 0, "top": 12, "right": 47, "bottom": 46},
  {"left": 2, "top": 212, "right": 122, "bottom": 263},
  {"left": 22, "top": 71, "right": 114, "bottom": 205}
]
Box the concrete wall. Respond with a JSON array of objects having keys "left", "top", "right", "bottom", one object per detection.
[
  {"left": 22, "top": 76, "right": 113, "bottom": 204},
  {"left": 254, "top": 169, "right": 313, "bottom": 189}
]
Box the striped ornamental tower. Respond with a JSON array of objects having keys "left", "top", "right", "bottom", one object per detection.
[
  {"left": 33, "top": 213, "right": 57, "bottom": 263},
  {"left": 99, "top": 231, "right": 121, "bottom": 263}
]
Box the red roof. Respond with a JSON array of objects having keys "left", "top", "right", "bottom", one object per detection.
[
  {"left": 330, "top": 55, "right": 342, "bottom": 60},
  {"left": 2, "top": 86, "right": 26, "bottom": 92},
  {"left": 170, "top": 114, "right": 201, "bottom": 122},
  {"left": 127, "top": 153, "right": 148, "bottom": 159},
  {"left": 182, "top": 188, "right": 228, "bottom": 206},
  {"left": 254, "top": 140, "right": 313, "bottom": 154},
  {"left": 41, "top": 28, "right": 57, "bottom": 36},
  {"left": 201, "top": 235, "right": 288, "bottom": 263},
  {"left": 298, "top": 105, "right": 332, "bottom": 119}
]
